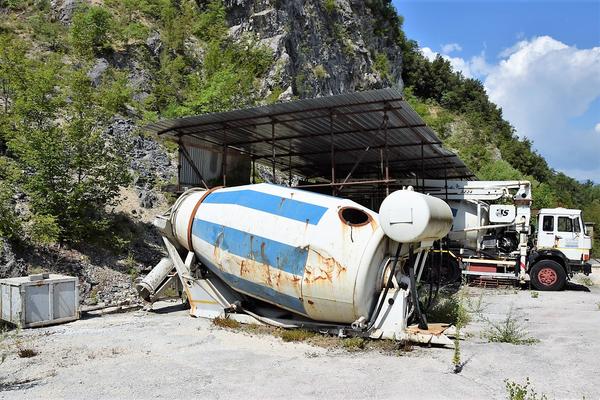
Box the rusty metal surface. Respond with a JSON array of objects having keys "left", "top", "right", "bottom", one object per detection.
[{"left": 186, "top": 184, "right": 386, "bottom": 323}]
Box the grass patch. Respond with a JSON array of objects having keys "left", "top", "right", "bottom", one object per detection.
[
  {"left": 505, "top": 377, "right": 547, "bottom": 400},
  {"left": 279, "top": 329, "right": 316, "bottom": 342},
  {"left": 342, "top": 337, "right": 365, "bottom": 351},
  {"left": 212, "top": 317, "right": 241, "bottom": 329},
  {"left": 530, "top": 291, "right": 539, "bottom": 299},
  {"left": 210, "top": 318, "right": 411, "bottom": 355},
  {"left": 482, "top": 307, "right": 539, "bottom": 345}
]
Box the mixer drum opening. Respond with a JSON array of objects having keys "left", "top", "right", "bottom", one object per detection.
[{"left": 339, "top": 207, "right": 371, "bottom": 226}]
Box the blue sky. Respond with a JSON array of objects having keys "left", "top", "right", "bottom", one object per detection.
[{"left": 392, "top": 0, "right": 600, "bottom": 183}]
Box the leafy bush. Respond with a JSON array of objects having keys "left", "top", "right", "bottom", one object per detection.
[
  {"left": 323, "top": 0, "right": 336, "bottom": 13},
  {"left": 373, "top": 52, "right": 391, "bottom": 79},
  {"left": 0, "top": 157, "right": 22, "bottom": 241},
  {"left": 70, "top": 5, "right": 113, "bottom": 56},
  {"left": 4, "top": 49, "right": 131, "bottom": 243},
  {"left": 28, "top": 214, "right": 60, "bottom": 246},
  {"left": 313, "top": 65, "right": 328, "bottom": 80}
]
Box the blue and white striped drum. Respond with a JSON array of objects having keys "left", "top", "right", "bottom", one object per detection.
[{"left": 170, "top": 183, "right": 389, "bottom": 324}]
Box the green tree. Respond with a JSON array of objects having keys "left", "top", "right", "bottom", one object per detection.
[
  {"left": 70, "top": 5, "right": 113, "bottom": 56},
  {"left": 7, "top": 64, "right": 131, "bottom": 242},
  {"left": 0, "top": 156, "right": 21, "bottom": 240}
]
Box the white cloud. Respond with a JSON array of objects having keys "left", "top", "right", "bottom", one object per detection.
[
  {"left": 420, "top": 36, "right": 600, "bottom": 182},
  {"left": 420, "top": 47, "right": 490, "bottom": 79},
  {"left": 483, "top": 36, "right": 600, "bottom": 180},
  {"left": 420, "top": 47, "right": 437, "bottom": 62},
  {"left": 441, "top": 43, "right": 462, "bottom": 54}
]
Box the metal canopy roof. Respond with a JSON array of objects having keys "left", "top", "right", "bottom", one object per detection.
[{"left": 145, "top": 88, "right": 474, "bottom": 198}]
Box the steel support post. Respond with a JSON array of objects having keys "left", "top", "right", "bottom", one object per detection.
[
  {"left": 330, "top": 110, "right": 335, "bottom": 195},
  {"left": 271, "top": 120, "right": 276, "bottom": 183},
  {"left": 222, "top": 127, "right": 228, "bottom": 186}
]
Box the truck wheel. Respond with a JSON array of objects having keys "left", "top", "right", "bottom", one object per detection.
[{"left": 530, "top": 260, "right": 566, "bottom": 291}]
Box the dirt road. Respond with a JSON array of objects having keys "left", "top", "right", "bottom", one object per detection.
[{"left": 1, "top": 280, "right": 599, "bottom": 400}]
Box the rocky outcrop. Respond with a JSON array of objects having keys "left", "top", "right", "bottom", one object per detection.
[
  {"left": 104, "top": 118, "right": 177, "bottom": 209},
  {"left": 226, "top": 0, "right": 404, "bottom": 100},
  {"left": 50, "top": 0, "right": 80, "bottom": 24},
  {"left": 74, "top": 0, "right": 404, "bottom": 105},
  {"left": 0, "top": 239, "right": 26, "bottom": 279}
]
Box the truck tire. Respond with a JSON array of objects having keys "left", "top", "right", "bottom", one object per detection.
[{"left": 530, "top": 260, "right": 566, "bottom": 291}]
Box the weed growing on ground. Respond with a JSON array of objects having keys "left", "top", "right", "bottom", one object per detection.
[
  {"left": 530, "top": 291, "right": 539, "bottom": 299},
  {"left": 424, "top": 288, "right": 479, "bottom": 373},
  {"left": 212, "top": 317, "right": 241, "bottom": 329},
  {"left": 505, "top": 377, "right": 547, "bottom": 400},
  {"left": 452, "top": 294, "right": 471, "bottom": 373},
  {"left": 123, "top": 252, "right": 139, "bottom": 281},
  {"left": 482, "top": 307, "right": 539, "bottom": 345},
  {"left": 463, "top": 291, "right": 487, "bottom": 317}
]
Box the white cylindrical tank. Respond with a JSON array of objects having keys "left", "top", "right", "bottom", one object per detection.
[
  {"left": 446, "top": 200, "right": 489, "bottom": 248},
  {"left": 164, "top": 183, "right": 451, "bottom": 324},
  {"left": 379, "top": 190, "right": 453, "bottom": 243}
]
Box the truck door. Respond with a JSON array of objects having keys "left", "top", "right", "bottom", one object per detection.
[
  {"left": 537, "top": 214, "right": 555, "bottom": 249},
  {"left": 556, "top": 216, "right": 579, "bottom": 261}
]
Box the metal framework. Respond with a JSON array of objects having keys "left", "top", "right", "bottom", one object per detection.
[{"left": 144, "top": 88, "right": 474, "bottom": 205}]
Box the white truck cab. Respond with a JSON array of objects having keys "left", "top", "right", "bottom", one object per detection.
[{"left": 536, "top": 208, "right": 592, "bottom": 262}]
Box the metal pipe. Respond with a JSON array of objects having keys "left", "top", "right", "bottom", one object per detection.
[
  {"left": 271, "top": 120, "right": 276, "bottom": 182},
  {"left": 330, "top": 110, "right": 335, "bottom": 194}
]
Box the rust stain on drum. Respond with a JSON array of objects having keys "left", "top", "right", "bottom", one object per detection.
[
  {"left": 304, "top": 248, "right": 347, "bottom": 284},
  {"left": 369, "top": 217, "right": 378, "bottom": 231}
]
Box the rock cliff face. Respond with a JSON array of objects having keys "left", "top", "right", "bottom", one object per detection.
[
  {"left": 51, "top": 0, "right": 403, "bottom": 102},
  {"left": 224, "top": 0, "right": 404, "bottom": 99}
]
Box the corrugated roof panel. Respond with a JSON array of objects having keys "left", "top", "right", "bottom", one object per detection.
[{"left": 144, "top": 88, "right": 474, "bottom": 193}]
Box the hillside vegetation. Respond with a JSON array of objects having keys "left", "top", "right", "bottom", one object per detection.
[{"left": 0, "top": 0, "right": 598, "bottom": 255}]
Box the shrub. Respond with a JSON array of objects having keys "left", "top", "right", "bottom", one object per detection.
[
  {"left": 374, "top": 52, "right": 391, "bottom": 80},
  {"left": 313, "top": 65, "right": 328, "bottom": 80},
  {"left": 323, "top": 0, "right": 336, "bottom": 13},
  {"left": 8, "top": 68, "right": 131, "bottom": 243},
  {"left": 28, "top": 214, "right": 60, "bottom": 246},
  {"left": 70, "top": 5, "right": 113, "bottom": 56}
]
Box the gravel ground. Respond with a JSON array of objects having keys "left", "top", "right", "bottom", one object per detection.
[{"left": 1, "top": 276, "right": 599, "bottom": 400}]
